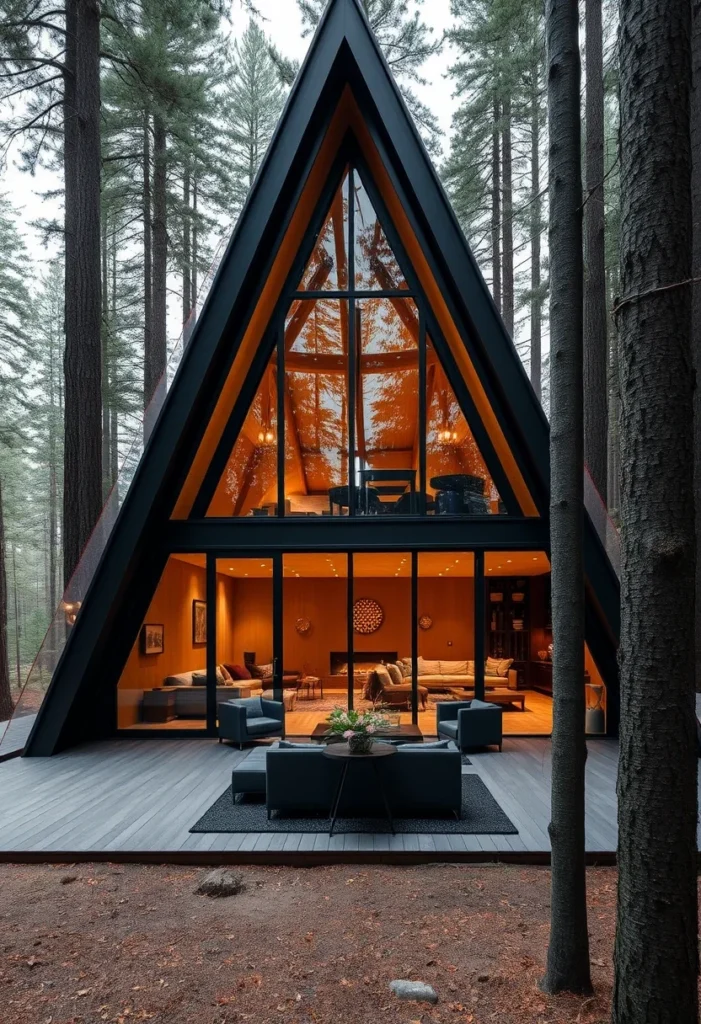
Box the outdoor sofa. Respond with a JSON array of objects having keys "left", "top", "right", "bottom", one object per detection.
[{"left": 436, "top": 699, "right": 503, "bottom": 752}]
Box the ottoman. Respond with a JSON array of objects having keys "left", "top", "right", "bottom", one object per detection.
[{"left": 231, "top": 743, "right": 278, "bottom": 801}]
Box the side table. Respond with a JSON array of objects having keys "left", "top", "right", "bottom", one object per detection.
[
  {"left": 142, "top": 689, "right": 177, "bottom": 723},
  {"left": 323, "top": 741, "right": 397, "bottom": 835}
]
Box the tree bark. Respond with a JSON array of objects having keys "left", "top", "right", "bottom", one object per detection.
[
  {"left": 613, "top": 2, "right": 698, "bottom": 1021},
  {"left": 583, "top": 0, "right": 608, "bottom": 502},
  {"left": 62, "top": 0, "right": 103, "bottom": 587},
  {"left": 530, "top": 60, "right": 542, "bottom": 400},
  {"left": 541, "top": 0, "right": 592, "bottom": 996},
  {"left": 142, "top": 110, "right": 153, "bottom": 411},
  {"left": 192, "top": 173, "right": 199, "bottom": 311},
  {"left": 101, "top": 213, "right": 111, "bottom": 500},
  {"left": 0, "top": 481, "right": 13, "bottom": 722},
  {"left": 146, "top": 109, "right": 167, "bottom": 412},
  {"left": 110, "top": 228, "right": 119, "bottom": 491},
  {"left": 692, "top": 0, "right": 701, "bottom": 693},
  {"left": 491, "top": 93, "right": 502, "bottom": 314},
  {"left": 502, "top": 92, "right": 514, "bottom": 336}
]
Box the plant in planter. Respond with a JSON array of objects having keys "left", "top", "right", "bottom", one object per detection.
[{"left": 326, "top": 707, "right": 390, "bottom": 753}]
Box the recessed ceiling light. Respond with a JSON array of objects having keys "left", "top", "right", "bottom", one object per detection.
[
  {"left": 506, "top": 559, "right": 512, "bottom": 564},
  {"left": 439, "top": 572, "right": 443, "bottom": 576},
  {"left": 533, "top": 557, "right": 538, "bottom": 561}
]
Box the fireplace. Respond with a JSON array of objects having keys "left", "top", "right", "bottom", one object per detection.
[{"left": 329, "top": 651, "right": 398, "bottom": 675}]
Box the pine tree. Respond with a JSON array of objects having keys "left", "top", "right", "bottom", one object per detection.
[
  {"left": 613, "top": 0, "right": 698, "bottom": 1019},
  {"left": 224, "top": 20, "right": 286, "bottom": 217},
  {"left": 540, "top": 0, "right": 592, "bottom": 995}
]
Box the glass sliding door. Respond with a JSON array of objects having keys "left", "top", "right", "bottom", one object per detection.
[
  {"left": 282, "top": 553, "right": 349, "bottom": 735},
  {"left": 417, "top": 552, "right": 475, "bottom": 716},
  {"left": 352, "top": 552, "right": 413, "bottom": 719}
]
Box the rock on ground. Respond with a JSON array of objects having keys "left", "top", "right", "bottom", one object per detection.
[
  {"left": 390, "top": 979, "right": 439, "bottom": 1004},
  {"left": 194, "top": 869, "right": 245, "bottom": 897}
]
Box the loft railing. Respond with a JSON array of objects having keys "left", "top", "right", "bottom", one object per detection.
[{"left": 0, "top": 234, "right": 230, "bottom": 758}]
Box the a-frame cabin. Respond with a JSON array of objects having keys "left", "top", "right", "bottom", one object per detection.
[{"left": 26, "top": 0, "right": 619, "bottom": 755}]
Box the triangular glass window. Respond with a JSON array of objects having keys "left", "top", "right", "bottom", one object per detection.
[
  {"left": 353, "top": 173, "right": 408, "bottom": 291},
  {"left": 204, "top": 164, "right": 505, "bottom": 517},
  {"left": 298, "top": 172, "right": 350, "bottom": 291}
]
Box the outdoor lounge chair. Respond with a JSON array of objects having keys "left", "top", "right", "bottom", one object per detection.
[
  {"left": 436, "top": 699, "right": 503, "bottom": 752},
  {"left": 218, "top": 696, "right": 284, "bottom": 749}
]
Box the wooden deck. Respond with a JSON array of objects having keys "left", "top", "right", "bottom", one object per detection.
[{"left": 0, "top": 736, "right": 632, "bottom": 863}]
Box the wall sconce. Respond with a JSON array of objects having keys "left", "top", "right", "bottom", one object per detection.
[{"left": 61, "top": 600, "right": 82, "bottom": 626}]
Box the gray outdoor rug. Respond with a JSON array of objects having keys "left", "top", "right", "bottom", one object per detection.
[{"left": 190, "top": 775, "right": 517, "bottom": 835}]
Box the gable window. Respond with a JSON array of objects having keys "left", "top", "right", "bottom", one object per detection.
[{"left": 206, "top": 167, "right": 505, "bottom": 519}]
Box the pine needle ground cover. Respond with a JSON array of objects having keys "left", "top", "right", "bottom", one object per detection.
[{"left": 0, "top": 863, "right": 657, "bottom": 1023}]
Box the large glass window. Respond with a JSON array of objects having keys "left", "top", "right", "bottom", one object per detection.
[
  {"left": 117, "top": 554, "right": 209, "bottom": 731},
  {"left": 206, "top": 166, "right": 506, "bottom": 518}
]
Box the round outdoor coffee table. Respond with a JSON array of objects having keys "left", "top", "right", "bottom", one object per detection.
[{"left": 323, "top": 741, "right": 397, "bottom": 836}]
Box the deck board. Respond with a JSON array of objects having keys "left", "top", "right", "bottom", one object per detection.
[{"left": 1, "top": 736, "right": 696, "bottom": 860}]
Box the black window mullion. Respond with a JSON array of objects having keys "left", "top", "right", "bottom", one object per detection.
[
  {"left": 347, "top": 552, "right": 354, "bottom": 710},
  {"left": 474, "top": 550, "right": 486, "bottom": 701},
  {"left": 418, "top": 306, "right": 427, "bottom": 515},
  {"left": 348, "top": 167, "right": 356, "bottom": 517},
  {"left": 277, "top": 311, "right": 285, "bottom": 518},
  {"left": 411, "top": 550, "right": 418, "bottom": 725},
  {"left": 205, "top": 553, "right": 217, "bottom": 734}
]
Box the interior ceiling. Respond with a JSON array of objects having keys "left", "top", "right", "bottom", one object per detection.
[{"left": 172, "top": 551, "right": 550, "bottom": 578}]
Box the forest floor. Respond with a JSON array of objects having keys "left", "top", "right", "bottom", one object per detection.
[{"left": 0, "top": 863, "right": 653, "bottom": 1024}]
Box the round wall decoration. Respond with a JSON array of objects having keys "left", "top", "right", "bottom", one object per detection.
[
  {"left": 295, "top": 617, "right": 311, "bottom": 635},
  {"left": 418, "top": 614, "right": 433, "bottom": 631},
  {"left": 353, "top": 598, "right": 384, "bottom": 635}
]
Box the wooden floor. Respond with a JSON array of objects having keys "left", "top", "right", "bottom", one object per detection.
[
  {"left": 0, "top": 735, "right": 640, "bottom": 862},
  {"left": 286, "top": 688, "right": 554, "bottom": 737}
]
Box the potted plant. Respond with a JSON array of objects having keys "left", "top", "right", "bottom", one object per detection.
[{"left": 326, "top": 707, "right": 390, "bottom": 754}]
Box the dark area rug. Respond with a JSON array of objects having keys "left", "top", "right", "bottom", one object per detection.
[{"left": 190, "top": 775, "right": 517, "bottom": 835}]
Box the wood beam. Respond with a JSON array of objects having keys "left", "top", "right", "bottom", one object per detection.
[
  {"left": 283, "top": 384, "right": 309, "bottom": 495},
  {"left": 355, "top": 305, "right": 367, "bottom": 460},
  {"left": 285, "top": 253, "right": 333, "bottom": 353},
  {"left": 274, "top": 349, "right": 436, "bottom": 374}
]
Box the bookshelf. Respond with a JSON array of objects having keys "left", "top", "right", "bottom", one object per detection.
[{"left": 486, "top": 577, "right": 530, "bottom": 687}]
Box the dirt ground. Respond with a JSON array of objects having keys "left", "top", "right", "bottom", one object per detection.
[{"left": 0, "top": 863, "right": 623, "bottom": 1024}]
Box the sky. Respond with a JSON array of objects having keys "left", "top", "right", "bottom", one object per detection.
[{"left": 2, "top": 0, "right": 460, "bottom": 275}]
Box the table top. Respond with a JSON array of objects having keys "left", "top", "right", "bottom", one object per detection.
[
  {"left": 310, "top": 723, "right": 423, "bottom": 741},
  {"left": 430, "top": 473, "right": 484, "bottom": 492},
  {"left": 323, "top": 741, "right": 397, "bottom": 760}
]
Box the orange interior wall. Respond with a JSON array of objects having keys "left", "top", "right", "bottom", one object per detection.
[
  {"left": 117, "top": 559, "right": 235, "bottom": 727},
  {"left": 225, "top": 576, "right": 475, "bottom": 680}
]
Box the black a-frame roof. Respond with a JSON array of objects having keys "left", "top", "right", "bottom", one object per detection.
[{"left": 26, "top": 0, "right": 620, "bottom": 754}]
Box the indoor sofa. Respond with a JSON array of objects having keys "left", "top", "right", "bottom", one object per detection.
[
  {"left": 402, "top": 658, "right": 518, "bottom": 693},
  {"left": 264, "top": 743, "right": 462, "bottom": 818}
]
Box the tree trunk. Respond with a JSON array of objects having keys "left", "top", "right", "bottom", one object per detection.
[
  {"left": 583, "top": 0, "right": 608, "bottom": 502},
  {"left": 530, "top": 61, "right": 542, "bottom": 401},
  {"left": 62, "top": 0, "right": 103, "bottom": 586},
  {"left": 502, "top": 92, "right": 514, "bottom": 336},
  {"left": 692, "top": 0, "right": 701, "bottom": 693},
  {"left": 491, "top": 93, "right": 502, "bottom": 314},
  {"left": 146, "top": 110, "right": 168, "bottom": 416},
  {"left": 101, "top": 213, "right": 111, "bottom": 500},
  {"left": 613, "top": 2, "right": 698, "bottom": 1021},
  {"left": 142, "top": 110, "right": 153, "bottom": 412},
  {"left": 183, "top": 162, "right": 193, "bottom": 343},
  {"left": 0, "top": 481, "right": 13, "bottom": 722},
  {"left": 541, "top": 0, "right": 592, "bottom": 996},
  {"left": 110, "top": 228, "right": 119, "bottom": 491}
]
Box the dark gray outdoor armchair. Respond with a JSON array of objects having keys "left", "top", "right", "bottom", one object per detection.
[
  {"left": 436, "top": 699, "right": 503, "bottom": 752},
  {"left": 218, "top": 696, "right": 284, "bottom": 748}
]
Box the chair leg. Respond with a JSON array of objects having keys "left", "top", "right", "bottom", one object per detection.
[{"left": 239, "top": 742, "right": 244, "bottom": 751}]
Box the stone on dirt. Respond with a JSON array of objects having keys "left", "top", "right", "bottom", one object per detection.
[
  {"left": 195, "top": 870, "right": 245, "bottom": 898},
  {"left": 389, "top": 980, "right": 439, "bottom": 1004}
]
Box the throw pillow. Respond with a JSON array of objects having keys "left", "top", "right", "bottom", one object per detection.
[
  {"left": 439, "top": 660, "right": 468, "bottom": 675},
  {"left": 215, "top": 666, "right": 227, "bottom": 684},
  {"left": 218, "top": 664, "right": 233, "bottom": 682},
  {"left": 399, "top": 740, "right": 452, "bottom": 750},
  {"left": 417, "top": 656, "right": 441, "bottom": 675},
  {"left": 258, "top": 663, "right": 274, "bottom": 678},
  {"left": 485, "top": 657, "right": 501, "bottom": 675},
  {"left": 233, "top": 696, "right": 263, "bottom": 718},
  {"left": 398, "top": 657, "right": 412, "bottom": 676},
  {"left": 375, "top": 664, "right": 392, "bottom": 687},
  {"left": 497, "top": 658, "right": 513, "bottom": 677},
  {"left": 192, "top": 671, "right": 207, "bottom": 686},
  {"left": 386, "top": 663, "right": 403, "bottom": 686}
]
